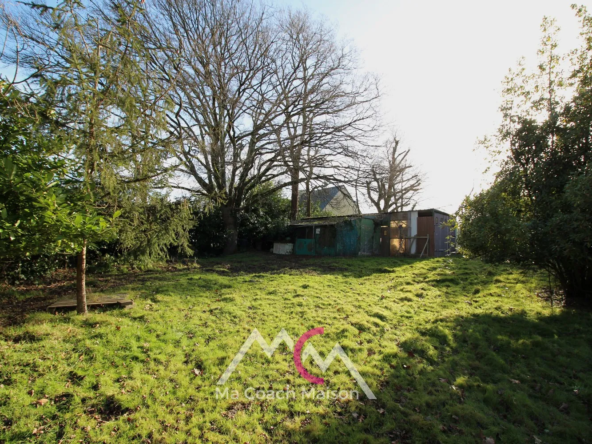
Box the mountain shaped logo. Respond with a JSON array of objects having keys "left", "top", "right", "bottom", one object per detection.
[{"left": 217, "top": 327, "right": 376, "bottom": 399}]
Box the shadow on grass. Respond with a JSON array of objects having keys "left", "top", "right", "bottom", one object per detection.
[
  {"left": 1, "top": 254, "right": 587, "bottom": 443},
  {"left": 288, "top": 309, "right": 592, "bottom": 443},
  {"left": 120, "top": 254, "right": 520, "bottom": 311},
  {"left": 101, "top": 252, "right": 516, "bottom": 297},
  {"left": 1, "top": 252, "right": 518, "bottom": 327}
]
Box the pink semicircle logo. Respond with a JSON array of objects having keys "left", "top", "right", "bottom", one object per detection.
[{"left": 293, "top": 327, "right": 324, "bottom": 384}]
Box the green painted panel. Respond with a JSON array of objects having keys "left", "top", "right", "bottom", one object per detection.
[
  {"left": 336, "top": 220, "right": 359, "bottom": 256},
  {"left": 373, "top": 225, "right": 382, "bottom": 255},
  {"left": 314, "top": 225, "right": 337, "bottom": 256},
  {"left": 317, "top": 246, "right": 336, "bottom": 256},
  {"left": 359, "top": 219, "right": 374, "bottom": 255},
  {"left": 295, "top": 238, "right": 315, "bottom": 255}
]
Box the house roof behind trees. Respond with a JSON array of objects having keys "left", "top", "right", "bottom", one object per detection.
[{"left": 299, "top": 186, "right": 359, "bottom": 216}]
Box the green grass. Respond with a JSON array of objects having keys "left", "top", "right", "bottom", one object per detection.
[{"left": 1, "top": 254, "right": 591, "bottom": 443}]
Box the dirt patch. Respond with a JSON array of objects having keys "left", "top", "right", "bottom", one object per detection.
[
  {"left": 0, "top": 291, "right": 61, "bottom": 328},
  {"left": 0, "top": 267, "right": 174, "bottom": 327},
  {"left": 199, "top": 253, "right": 348, "bottom": 276},
  {"left": 85, "top": 395, "right": 131, "bottom": 422},
  {"left": 220, "top": 400, "right": 252, "bottom": 419}
]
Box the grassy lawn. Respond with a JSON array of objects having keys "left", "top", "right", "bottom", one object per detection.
[{"left": 1, "top": 254, "right": 591, "bottom": 443}]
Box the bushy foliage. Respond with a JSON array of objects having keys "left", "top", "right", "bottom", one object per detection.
[
  {"left": 457, "top": 177, "right": 529, "bottom": 263},
  {"left": 458, "top": 7, "right": 592, "bottom": 304},
  {"left": 239, "top": 189, "right": 291, "bottom": 249},
  {"left": 190, "top": 188, "right": 290, "bottom": 256},
  {"left": 116, "top": 194, "right": 193, "bottom": 266},
  {"left": 0, "top": 1, "right": 192, "bottom": 286},
  {"left": 0, "top": 83, "right": 115, "bottom": 279}
]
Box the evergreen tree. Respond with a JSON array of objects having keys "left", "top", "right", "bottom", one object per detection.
[
  {"left": 0, "top": 82, "right": 116, "bottom": 282},
  {"left": 1, "top": 0, "right": 189, "bottom": 312},
  {"left": 458, "top": 7, "right": 592, "bottom": 305}
]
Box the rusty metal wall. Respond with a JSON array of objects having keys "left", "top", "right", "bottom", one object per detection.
[
  {"left": 389, "top": 212, "right": 410, "bottom": 256},
  {"left": 416, "top": 216, "right": 434, "bottom": 257},
  {"left": 433, "top": 213, "right": 451, "bottom": 257}
]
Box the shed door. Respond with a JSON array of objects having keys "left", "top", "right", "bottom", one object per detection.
[
  {"left": 390, "top": 219, "right": 408, "bottom": 256},
  {"left": 380, "top": 226, "right": 390, "bottom": 256},
  {"left": 434, "top": 215, "right": 451, "bottom": 257},
  {"left": 416, "top": 216, "right": 433, "bottom": 257},
  {"left": 294, "top": 227, "right": 315, "bottom": 256},
  {"left": 316, "top": 225, "right": 336, "bottom": 256}
]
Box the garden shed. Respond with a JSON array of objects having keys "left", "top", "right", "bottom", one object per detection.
[{"left": 290, "top": 209, "right": 452, "bottom": 258}]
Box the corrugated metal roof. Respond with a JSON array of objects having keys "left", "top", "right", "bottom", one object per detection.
[
  {"left": 290, "top": 221, "right": 339, "bottom": 227},
  {"left": 290, "top": 216, "right": 353, "bottom": 227},
  {"left": 289, "top": 208, "right": 450, "bottom": 226}
]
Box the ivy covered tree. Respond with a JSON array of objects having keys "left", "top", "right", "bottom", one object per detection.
[
  {"left": 458, "top": 7, "right": 592, "bottom": 305},
  {"left": 189, "top": 184, "right": 290, "bottom": 256}
]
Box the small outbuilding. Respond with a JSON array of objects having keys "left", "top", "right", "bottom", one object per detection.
[{"left": 289, "top": 209, "right": 452, "bottom": 258}]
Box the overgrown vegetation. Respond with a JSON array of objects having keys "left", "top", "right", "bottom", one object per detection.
[
  {"left": 0, "top": 2, "right": 591, "bottom": 441},
  {"left": 457, "top": 7, "right": 592, "bottom": 305},
  {"left": 189, "top": 185, "right": 291, "bottom": 256},
  {"left": 0, "top": 0, "right": 195, "bottom": 311},
  {"left": 1, "top": 255, "right": 591, "bottom": 443}
]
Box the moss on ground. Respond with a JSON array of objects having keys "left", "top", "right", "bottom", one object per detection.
[{"left": 0, "top": 254, "right": 591, "bottom": 443}]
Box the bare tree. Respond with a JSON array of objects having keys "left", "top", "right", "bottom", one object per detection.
[
  {"left": 274, "top": 10, "right": 380, "bottom": 220},
  {"left": 144, "top": 0, "right": 290, "bottom": 253},
  {"left": 144, "top": 0, "right": 380, "bottom": 253},
  {"left": 363, "top": 135, "right": 422, "bottom": 213}
]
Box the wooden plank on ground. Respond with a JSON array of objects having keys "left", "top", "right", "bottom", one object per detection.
[{"left": 47, "top": 296, "right": 133, "bottom": 312}]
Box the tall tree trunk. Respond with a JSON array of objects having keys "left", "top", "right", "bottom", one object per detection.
[
  {"left": 305, "top": 181, "right": 312, "bottom": 217},
  {"left": 76, "top": 239, "right": 87, "bottom": 315},
  {"left": 290, "top": 170, "right": 300, "bottom": 221},
  {"left": 222, "top": 207, "right": 238, "bottom": 255}
]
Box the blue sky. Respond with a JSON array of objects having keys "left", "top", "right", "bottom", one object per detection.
[
  {"left": 275, "top": 0, "right": 589, "bottom": 213},
  {"left": 2, "top": 0, "right": 589, "bottom": 213}
]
